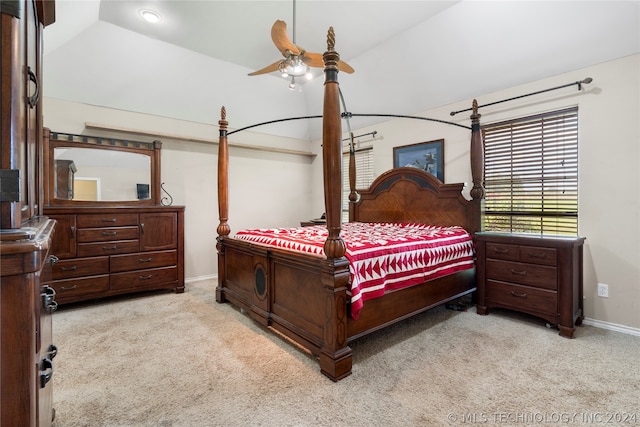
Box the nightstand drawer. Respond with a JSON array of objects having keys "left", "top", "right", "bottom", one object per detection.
[
  {"left": 486, "top": 242, "right": 557, "bottom": 266},
  {"left": 486, "top": 259, "right": 557, "bottom": 290},
  {"left": 486, "top": 280, "right": 557, "bottom": 317},
  {"left": 519, "top": 246, "right": 557, "bottom": 266},
  {"left": 486, "top": 243, "right": 519, "bottom": 261}
]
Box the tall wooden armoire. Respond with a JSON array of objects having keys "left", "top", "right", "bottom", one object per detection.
[{"left": 1, "top": 1, "right": 58, "bottom": 426}]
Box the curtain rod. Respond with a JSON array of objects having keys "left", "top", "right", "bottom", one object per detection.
[
  {"left": 449, "top": 77, "right": 593, "bottom": 116},
  {"left": 342, "top": 131, "right": 377, "bottom": 142}
]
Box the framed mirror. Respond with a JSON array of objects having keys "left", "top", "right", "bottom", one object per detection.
[{"left": 43, "top": 129, "right": 162, "bottom": 206}]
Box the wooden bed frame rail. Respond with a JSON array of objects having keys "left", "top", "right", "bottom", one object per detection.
[{"left": 215, "top": 28, "right": 484, "bottom": 381}]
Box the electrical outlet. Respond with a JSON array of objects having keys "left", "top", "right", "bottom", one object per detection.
[{"left": 597, "top": 283, "right": 609, "bottom": 298}]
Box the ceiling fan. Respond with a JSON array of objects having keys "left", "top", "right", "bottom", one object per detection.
[{"left": 248, "top": 2, "right": 354, "bottom": 89}]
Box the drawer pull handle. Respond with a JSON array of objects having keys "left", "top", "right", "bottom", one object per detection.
[
  {"left": 139, "top": 274, "right": 153, "bottom": 280},
  {"left": 510, "top": 290, "right": 528, "bottom": 299},
  {"left": 102, "top": 218, "right": 117, "bottom": 223},
  {"left": 60, "top": 285, "right": 78, "bottom": 291},
  {"left": 139, "top": 258, "right": 153, "bottom": 263},
  {"left": 60, "top": 266, "right": 77, "bottom": 271},
  {"left": 41, "top": 286, "right": 58, "bottom": 313},
  {"left": 47, "top": 344, "right": 58, "bottom": 360},
  {"left": 493, "top": 247, "right": 510, "bottom": 254},
  {"left": 48, "top": 255, "right": 59, "bottom": 266},
  {"left": 27, "top": 67, "right": 40, "bottom": 108},
  {"left": 39, "top": 358, "right": 54, "bottom": 389},
  {"left": 510, "top": 268, "right": 527, "bottom": 276},
  {"left": 102, "top": 231, "right": 117, "bottom": 236},
  {"left": 103, "top": 245, "right": 118, "bottom": 251},
  {"left": 45, "top": 300, "right": 58, "bottom": 314},
  {"left": 528, "top": 252, "right": 547, "bottom": 259}
]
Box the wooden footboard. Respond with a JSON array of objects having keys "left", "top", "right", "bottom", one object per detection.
[
  {"left": 217, "top": 237, "right": 475, "bottom": 381},
  {"left": 217, "top": 238, "right": 353, "bottom": 380}
]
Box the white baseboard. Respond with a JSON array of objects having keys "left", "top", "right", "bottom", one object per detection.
[
  {"left": 185, "top": 274, "right": 217, "bottom": 284},
  {"left": 583, "top": 317, "right": 640, "bottom": 337}
]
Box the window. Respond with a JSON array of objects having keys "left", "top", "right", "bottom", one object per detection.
[
  {"left": 342, "top": 146, "right": 374, "bottom": 222},
  {"left": 482, "top": 107, "right": 579, "bottom": 235}
]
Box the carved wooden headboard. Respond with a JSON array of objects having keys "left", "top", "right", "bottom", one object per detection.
[{"left": 350, "top": 167, "right": 481, "bottom": 233}]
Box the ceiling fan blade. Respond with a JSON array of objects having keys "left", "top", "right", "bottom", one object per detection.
[
  {"left": 337, "top": 60, "right": 355, "bottom": 74},
  {"left": 271, "top": 20, "right": 300, "bottom": 56},
  {"left": 302, "top": 52, "right": 355, "bottom": 74},
  {"left": 248, "top": 60, "right": 283, "bottom": 76},
  {"left": 301, "top": 52, "right": 324, "bottom": 68}
]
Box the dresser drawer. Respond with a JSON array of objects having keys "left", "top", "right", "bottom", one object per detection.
[
  {"left": 77, "top": 226, "right": 139, "bottom": 243},
  {"left": 110, "top": 250, "right": 177, "bottom": 273},
  {"left": 52, "top": 256, "right": 109, "bottom": 280},
  {"left": 485, "top": 280, "right": 558, "bottom": 318},
  {"left": 77, "top": 214, "right": 138, "bottom": 228},
  {"left": 77, "top": 240, "right": 140, "bottom": 257},
  {"left": 519, "top": 246, "right": 557, "bottom": 266},
  {"left": 51, "top": 275, "right": 110, "bottom": 298},
  {"left": 110, "top": 266, "right": 177, "bottom": 290},
  {"left": 486, "top": 259, "right": 557, "bottom": 290}
]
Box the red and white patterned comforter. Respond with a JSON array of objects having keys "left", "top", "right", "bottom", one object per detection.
[{"left": 234, "top": 222, "right": 475, "bottom": 320}]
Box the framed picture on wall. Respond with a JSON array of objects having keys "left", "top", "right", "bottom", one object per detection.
[{"left": 393, "top": 139, "right": 444, "bottom": 182}]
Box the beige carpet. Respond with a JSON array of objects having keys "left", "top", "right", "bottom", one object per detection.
[{"left": 52, "top": 279, "right": 639, "bottom": 427}]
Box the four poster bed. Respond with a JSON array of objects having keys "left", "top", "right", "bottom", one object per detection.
[{"left": 215, "top": 28, "right": 485, "bottom": 381}]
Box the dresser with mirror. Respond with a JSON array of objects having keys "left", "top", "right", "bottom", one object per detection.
[{"left": 42, "top": 129, "right": 185, "bottom": 305}]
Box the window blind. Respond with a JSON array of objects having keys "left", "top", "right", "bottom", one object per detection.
[
  {"left": 482, "top": 107, "right": 579, "bottom": 235},
  {"left": 342, "top": 146, "right": 374, "bottom": 222}
]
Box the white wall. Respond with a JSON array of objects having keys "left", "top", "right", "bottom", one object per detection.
[
  {"left": 43, "top": 100, "right": 316, "bottom": 281},
  {"left": 309, "top": 55, "right": 639, "bottom": 330}
]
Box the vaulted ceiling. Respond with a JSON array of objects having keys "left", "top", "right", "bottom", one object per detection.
[{"left": 43, "top": 1, "right": 640, "bottom": 141}]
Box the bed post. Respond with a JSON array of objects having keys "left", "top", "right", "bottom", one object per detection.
[
  {"left": 319, "top": 27, "right": 352, "bottom": 381},
  {"left": 216, "top": 106, "right": 230, "bottom": 303},
  {"left": 469, "top": 99, "right": 484, "bottom": 233}
]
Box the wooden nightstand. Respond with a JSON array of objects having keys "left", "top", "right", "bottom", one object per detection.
[
  {"left": 300, "top": 220, "right": 326, "bottom": 227},
  {"left": 474, "top": 232, "right": 585, "bottom": 338}
]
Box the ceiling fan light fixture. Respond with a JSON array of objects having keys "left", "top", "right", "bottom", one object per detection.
[
  {"left": 279, "top": 56, "right": 309, "bottom": 78},
  {"left": 140, "top": 9, "right": 161, "bottom": 23}
]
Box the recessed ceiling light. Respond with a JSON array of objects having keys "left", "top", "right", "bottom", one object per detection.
[{"left": 140, "top": 9, "right": 161, "bottom": 23}]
